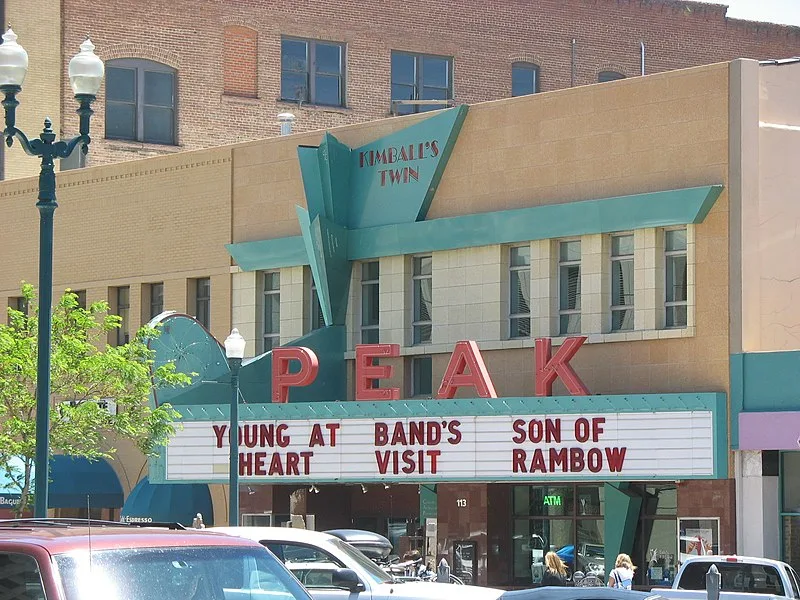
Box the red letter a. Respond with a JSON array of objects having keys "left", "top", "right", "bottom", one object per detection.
[
  {"left": 535, "top": 337, "right": 589, "bottom": 396},
  {"left": 436, "top": 341, "right": 498, "bottom": 399}
]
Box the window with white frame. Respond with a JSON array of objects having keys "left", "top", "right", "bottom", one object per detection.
[
  {"left": 610, "top": 234, "right": 634, "bottom": 331},
  {"left": 309, "top": 277, "right": 325, "bottom": 331},
  {"left": 412, "top": 256, "right": 432, "bottom": 344},
  {"left": 559, "top": 240, "right": 581, "bottom": 335},
  {"left": 412, "top": 356, "right": 433, "bottom": 397},
  {"left": 665, "top": 228, "right": 688, "bottom": 328},
  {"left": 262, "top": 271, "right": 280, "bottom": 352},
  {"left": 361, "top": 261, "right": 379, "bottom": 344},
  {"left": 509, "top": 246, "right": 531, "bottom": 338}
]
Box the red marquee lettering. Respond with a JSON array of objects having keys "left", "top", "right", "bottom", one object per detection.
[
  {"left": 606, "top": 447, "right": 627, "bottom": 472},
  {"left": 309, "top": 424, "right": 326, "bottom": 447},
  {"left": 375, "top": 423, "right": 388, "bottom": 446},
  {"left": 286, "top": 453, "right": 300, "bottom": 475},
  {"left": 587, "top": 448, "right": 603, "bottom": 472},
  {"left": 272, "top": 347, "right": 319, "bottom": 403},
  {"left": 535, "top": 337, "right": 590, "bottom": 396},
  {"left": 530, "top": 449, "right": 546, "bottom": 472},
  {"left": 213, "top": 425, "right": 226, "bottom": 448},
  {"left": 239, "top": 452, "right": 252, "bottom": 476},
  {"left": 391, "top": 422, "right": 407, "bottom": 445},
  {"left": 254, "top": 451, "right": 267, "bottom": 476},
  {"left": 447, "top": 421, "right": 462, "bottom": 444},
  {"left": 575, "top": 418, "right": 590, "bottom": 442},
  {"left": 569, "top": 447, "right": 585, "bottom": 472},
  {"left": 592, "top": 417, "right": 605, "bottom": 442},
  {"left": 549, "top": 448, "right": 568, "bottom": 472},
  {"left": 268, "top": 453, "right": 284, "bottom": 476},
  {"left": 355, "top": 344, "right": 400, "bottom": 401},
  {"left": 512, "top": 448, "right": 526, "bottom": 472},
  {"left": 436, "top": 340, "right": 498, "bottom": 399},
  {"left": 326, "top": 423, "right": 340, "bottom": 446}
]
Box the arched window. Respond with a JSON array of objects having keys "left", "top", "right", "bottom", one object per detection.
[
  {"left": 105, "top": 58, "right": 176, "bottom": 145},
  {"left": 598, "top": 71, "right": 626, "bottom": 83},
  {"left": 512, "top": 62, "right": 540, "bottom": 96}
]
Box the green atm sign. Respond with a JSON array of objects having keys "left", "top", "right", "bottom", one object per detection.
[{"left": 543, "top": 495, "right": 562, "bottom": 506}]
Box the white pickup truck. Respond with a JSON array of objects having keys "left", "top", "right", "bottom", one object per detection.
[
  {"left": 652, "top": 556, "right": 800, "bottom": 600},
  {"left": 212, "top": 527, "right": 505, "bottom": 600}
]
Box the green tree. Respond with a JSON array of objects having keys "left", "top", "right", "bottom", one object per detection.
[{"left": 0, "top": 283, "right": 192, "bottom": 515}]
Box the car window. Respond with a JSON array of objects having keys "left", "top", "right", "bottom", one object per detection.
[
  {"left": 264, "top": 543, "right": 344, "bottom": 567},
  {"left": 328, "top": 539, "right": 393, "bottom": 585},
  {"left": 0, "top": 552, "right": 46, "bottom": 600},
  {"left": 679, "top": 562, "right": 785, "bottom": 595},
  {"left": 54, "top": 545, "right": 311, "bottom": 600},
  {"left": 787, "top": 565, "right": 800, "bottom": 598}
]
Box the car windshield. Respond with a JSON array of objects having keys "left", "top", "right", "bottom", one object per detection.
[
  {"left": 327, "top": 538, "right": 393, "bottom": 585},
  {"left": 54, "top": 545, "right": 312, "bottom": 600}
]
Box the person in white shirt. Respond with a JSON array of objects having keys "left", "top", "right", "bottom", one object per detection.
[{"left": 608, "top": 553, "right": 636, "bottom": 589}]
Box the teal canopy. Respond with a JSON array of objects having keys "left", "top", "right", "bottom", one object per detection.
[{"left": 120, "top": 476, "right": 213, "bottom": 526}]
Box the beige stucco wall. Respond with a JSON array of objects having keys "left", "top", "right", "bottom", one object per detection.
[
  {"left": 738, "top": 60, "right": 800, "bottom": 351},
  {"left": 4, "top": 0, "right": 63, "bottom": 180}
]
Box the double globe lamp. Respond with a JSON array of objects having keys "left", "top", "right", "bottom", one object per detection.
[{"left": 0, "top": 28, "right": 104, "bottom": 517}]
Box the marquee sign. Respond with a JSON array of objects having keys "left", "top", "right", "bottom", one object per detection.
[{"left": 164, "top": 410, "right": 715, "bottom": 483}]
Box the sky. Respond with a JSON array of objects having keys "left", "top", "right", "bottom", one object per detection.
[{"left": 706, "top": 0, "right": 800, "bottom": 27}]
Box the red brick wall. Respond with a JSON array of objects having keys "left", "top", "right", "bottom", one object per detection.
[
  {"left": 224, "top": 25, "right": 258, "bottom": 98},
  {"left": 677, "top": 479, "right": 737, "bottom": 554},
  {"left": 60, "top": 0, "right": 800, "bottom": 166}
]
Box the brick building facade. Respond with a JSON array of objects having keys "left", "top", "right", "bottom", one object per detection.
[{"left": 43, "top": 0, "right": 800, "bottom": 170}]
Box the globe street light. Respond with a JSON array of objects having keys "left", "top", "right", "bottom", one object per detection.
[
  {"left": 224, "top": 328, "right": 246, "bottom": 526},
  {"left": 0, "top": 28, "right": 104, "bottom": 517}
]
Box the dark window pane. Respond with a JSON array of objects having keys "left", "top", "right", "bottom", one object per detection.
[
  {"left": 143, "top": 106, "right": 174, "bottom": 144},
  {"left": 560, "top": 313, "right": 581, "bottom": 335},
  {"left": 413, "top": 356, "right": 432, "bottom": 396},
  {"left": 106, "top": 103, "right": 136, "bottom": 140},
  {"left": 422, "top": 56, "right": 448, "bottom": 87},
  {"left": 512, "top": 65, "right": 536, "bottom": 96},
  {"left": 282, "top": 72, "right": 308, "bottom": 102},
  {"left": 282, "top": 39, "right": 308, "bottom": 73},
  {"left": 144, "top": 70, "right": 174, "bottom": 107},
  {"left": 599, "top": 71, "right": 626, "bottom": 83},
  {"left": 106, "top": 67, "right": 136, "bottom": 102},
  {"left": 421, "top": 86, "right": 448, "bottom": 101},
  {"left": 315, "top": 74, "right": 341, "bottom": 106},
  {"left": 666, "top": 305, "right": 687, "bottom": 328},
  {"left": 391, "top": 53, "right": 416, "bottom": 85},
  {"left": 315, "top": 43, "right": 341, "bottom": 75},
  {"left": 362, "top": 261, "right": 379, "bottom": 281},
  {"left": 361, "top": 328, "right": 379, "bottom": 344}
]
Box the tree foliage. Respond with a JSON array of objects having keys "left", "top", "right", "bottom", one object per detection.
[{"left": 0, "top": 283, "right": 192, "bottom": 514}]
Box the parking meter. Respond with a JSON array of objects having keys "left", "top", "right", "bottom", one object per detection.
[{"left": 706, "top": 564, "right": 721, "bottom": 600}]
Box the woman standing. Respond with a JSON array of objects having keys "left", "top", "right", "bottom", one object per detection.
[
  {"left": 540, "top": 552, "right": 568, "bottom": 586},
  {"left": 608, "top": 554, "right": 637, "bottom": 589}
]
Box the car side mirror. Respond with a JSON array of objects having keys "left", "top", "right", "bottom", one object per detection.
[{"left": 332, "top": 568, "right": 366, "bottom": 592}]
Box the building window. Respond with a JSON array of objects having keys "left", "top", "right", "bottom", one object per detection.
[
  {"left": 115, "top": 286, "right": 130, "bottom": 346},
  {"left": 665, "top": 229, "right": 688, "bottom": 328},
  {"left": 224, "top": 25, "right": 258, "bottom": 98},
  {"left": 512, "top": 62, "right": 539, "bottom": 96},
  {"left": 598, "top": 71, "right": 626, "bottom": 83},
  {"left": 281, "top": 38, "right": 345, "bottom": 107},
  {"left": 391, "top": 51, "right": 452, "bottom": 115},
  {"left": 361, "top": 261, "right": 379, "bottom": 344},
  {"left": 194, "top": 278, "right": 210, "bottom": 330},
  {"left": 309, "top": 279, "right": 325, "bottom": 331},
  {"left": 262, "top": 271, "right": 280, "bottom": 352},
  {"left": 105, "top": 59, "right": 176, "bottom": 145},
  {"left": 412, "top": 356, "right": 432, "bottom": 397},
  {"left": 149, "top": 282, "right": 164, "bottom": 320},
  {"left": 509, "top": 246, "right": 531, "bottom": 338},
  {"left": 559, "top": 240, "right": 581, "bottom": 335},
  {"left": 611, "top": 234, "right": 634, "bottom": 331},
  {"left": 75, "top": 290, "right": 87, "bottom": 310},
  {"left": 10, "top": 296, "right": 28, "bottom": 315},
  {"left": 412, "top": 256, "right": 432, "bottom": 344}
]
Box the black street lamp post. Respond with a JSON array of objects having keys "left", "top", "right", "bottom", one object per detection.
[
  {"left": 223, "top": 328, "right": 246, "bottom": 526},
  {"left": 0, "top": 28, "right": 104, "bottom": 518}
]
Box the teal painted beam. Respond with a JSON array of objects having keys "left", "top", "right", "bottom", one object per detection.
[
  {"left": 604, "top": 484, "right": 643, "bottom": 576},
  {"left": 348, "top": 185, "right": 724, "bottom": 260},
  {"left": 226, "top": 185, "right": 722, "bottom": 271},
  {"left": 226, "top": 237, "right": 308, "bottom": 271}
]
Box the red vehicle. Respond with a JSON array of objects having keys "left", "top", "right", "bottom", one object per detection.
[{"left": 0, "top": 518, "right": 313, "bottom": 600}]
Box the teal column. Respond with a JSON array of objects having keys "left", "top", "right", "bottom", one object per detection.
[{"left": 604, "top": 483, "right": 642, "bottom": 577}]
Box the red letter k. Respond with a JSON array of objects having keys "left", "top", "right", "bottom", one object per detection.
[{"left": 535, "top": 337, "right": 590, "bottom": 396}]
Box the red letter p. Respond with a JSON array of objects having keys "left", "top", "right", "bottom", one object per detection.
[{"left": 272, "top": 347, "right": 319, "bottom": 403}]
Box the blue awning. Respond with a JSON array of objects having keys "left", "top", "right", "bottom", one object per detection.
[
  {"left": 120, "top": 477, "right": 214, "bottom": 526},
  {"left": 0, "top": 456, "right": 124, "bottom": 508}
]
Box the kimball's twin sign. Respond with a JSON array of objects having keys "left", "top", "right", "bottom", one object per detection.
[{"left": 272, "top": 336, "right": 589, "bottom": 403}]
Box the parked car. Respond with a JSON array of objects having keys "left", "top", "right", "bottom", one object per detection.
[
  {"left": 653, "top": 555, "right": 800, "bottom": 600},
  {"left": 501, "top": 588, "right": 666, "bottom": 600},
  {"left": 324, "top": 529, "right": 393, "bottom": 561},
  {"left": 211, "top": 526, "right": 505, "bottom": 600},
  {"left": 0, "top": 518, "right": 313, "bottom": 600}
]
